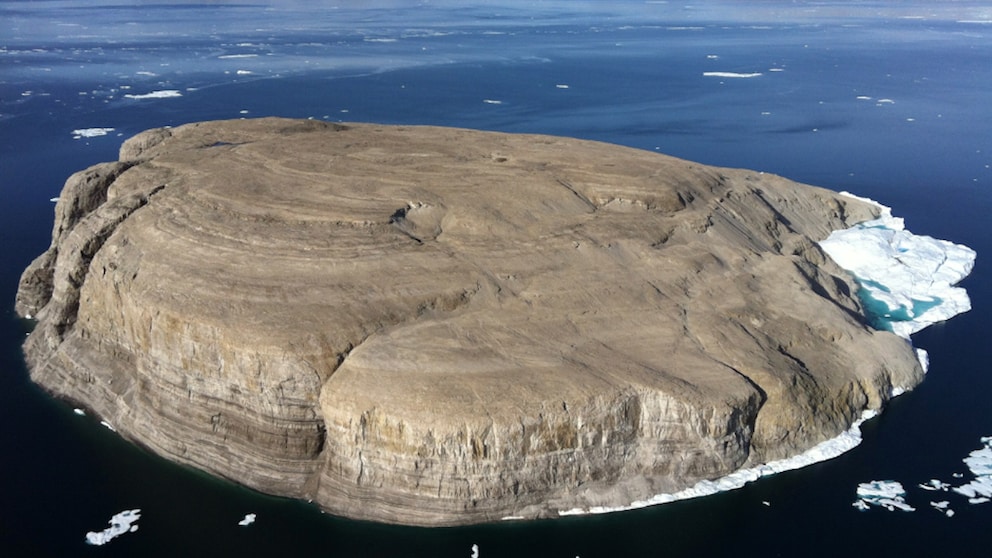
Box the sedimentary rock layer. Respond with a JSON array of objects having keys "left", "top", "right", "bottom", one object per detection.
[{"left": 17, "top": 118, "right": 923, "bottom": 525}]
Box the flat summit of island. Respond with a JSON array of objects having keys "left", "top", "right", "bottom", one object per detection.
[{"left": 17, "top": 118, "right": 922, "bottom": 525}]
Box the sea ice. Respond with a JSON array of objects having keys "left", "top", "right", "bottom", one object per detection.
[
  {"left": 558, "top": 410, "right": 878, "bottom": 516},
  {"left": 919, "top": 479, "right": 951, "bottom": 491},
  {"left": 123, "top": 90, "right": 182, "bottom": 100},
  {"left": 854, "top": 480, "right": 915, "bottom": 512},
  {"left": 71, "top": 127, "right": 115, "bottom": 139},
  {"left": 819, "top": 194, "right": 976, "bottom": 339},
  {"left": 930, "top": 500, "right": 954, "bottom": 517},
  {"left": 951, "top": 437, "right": 992, "bottom": 502},
  {"left": 85, "top": 509, "right": 141, "bottom": 545},
  {"left": 702, "top": 71, "right": 762, "bottom": 78}
]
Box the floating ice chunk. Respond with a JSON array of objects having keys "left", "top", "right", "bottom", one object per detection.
[
  {"left": 124, "top": 90, "right": 182, "bottom": 100},
  {"left": 72, "top": 127, "right": 115, "bottom": 139},
  {"left": 85, "top": 509, "right": 141, "bottom": 545},
  {"left": 930, "top": 500, "right": 954, "bottom": 516},
  {"left": 238, "top": 513, "right": 256, "bottom": 526},
  {"left": 919, "top": 479, "right": 951, "bottom": 491},
  {"left": 857, "top": 480, "right": 906, "bottom": 499},
  {"left": 855, "top": 480, "right": 915, "bottom": 511},
  {"left": 703, "top": 71, "right": 762, "bottom": 78},
  {"left": 819, "top": 194, "right": 976, "bottom": 339},
  {"left": 945, "top": 437, "right": 992, "bottom": 504}
]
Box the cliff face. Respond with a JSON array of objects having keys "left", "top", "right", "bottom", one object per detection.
[{"left": 16, "top": 118, "right": 923, "bottom": 525}]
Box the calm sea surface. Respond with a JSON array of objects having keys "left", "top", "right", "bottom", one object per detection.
[{"left": 2, "top": 1, "right": 991, "bottom": 556}]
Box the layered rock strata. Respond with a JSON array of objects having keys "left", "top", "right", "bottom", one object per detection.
[{"left": 17, "top": 118, "right": 923, "bottom": 525}]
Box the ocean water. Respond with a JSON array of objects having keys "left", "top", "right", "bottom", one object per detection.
[{"left": 2, "top": 1, "right": 991, "bottom": 555}]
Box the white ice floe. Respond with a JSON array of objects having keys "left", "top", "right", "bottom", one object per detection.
[
  {"left": 238, "top": 513, "right": 256, "bottom": 526},
  {"left": 930, "top": 500, "right": 954, "bottom": 517},
  {"left": 819, "top": 193, "right": 976, "bottom": 339},
  {"left": 124, "top": 90, "right": 182, "bottom": 100},
  {"left": 85, "top": 509, "right": 141, "bottom": 546},
  {"left": 559, "top": 410, "right": 878, "bottom": 516},
  {"left": 853, "top": 480, "right": 915, "bottom": 512},
  {"left": 951, "top": 437, "right": 992, "bottom": 502},
  {"left": 919, "top": 479, "right": 951, "bottom": 491},
  {"left": 72, "top": 127, "right": 115, "bottom": 139},
  {"left": 703, "top": 71, "right": 762, "bottom": 78}
]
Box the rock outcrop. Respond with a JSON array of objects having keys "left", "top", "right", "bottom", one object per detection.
[{"left": 16, "top": 118, "right": 923, "bottom": 525}]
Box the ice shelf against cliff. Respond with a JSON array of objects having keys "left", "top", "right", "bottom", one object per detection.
[
  {"left": 558, "top": 410, "right": 878, "bottom": 516},
  {"left": 818, "top": 193, "right": 976, "bottom": 339},
  {"left": 85, "top": 509, "right": 141, "bottom": 545}
]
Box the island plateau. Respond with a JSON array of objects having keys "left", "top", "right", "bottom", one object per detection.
[{"left": 17, "top": 118, "right": 925, "bottom": 525}]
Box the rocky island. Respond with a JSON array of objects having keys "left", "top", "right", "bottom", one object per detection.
[{"left": 17, "top": 118, "right": 926, "bottom": 526}]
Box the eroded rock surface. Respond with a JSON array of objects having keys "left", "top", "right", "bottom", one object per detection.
[{"left": 17, "top": 118, "right": 923, "bottom": 525}]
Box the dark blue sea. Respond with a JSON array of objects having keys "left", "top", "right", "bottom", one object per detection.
[{"left": 2, "top": 1, "right": 991, "bottom": 556}]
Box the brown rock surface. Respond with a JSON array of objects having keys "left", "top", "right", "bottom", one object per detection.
[{"left": 16, "top": 117, "right": 923, "bottom": 525}]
